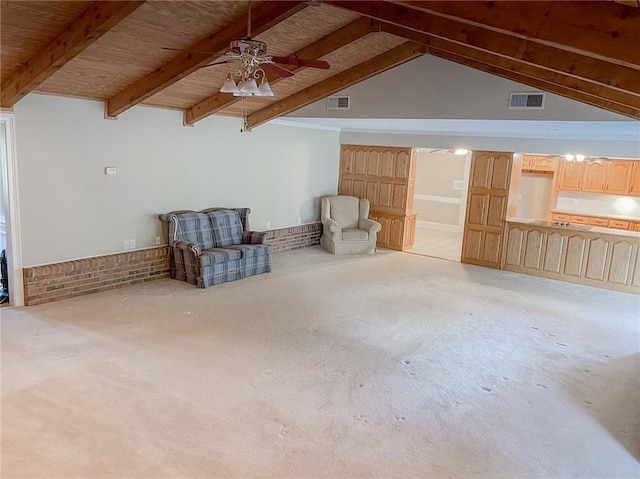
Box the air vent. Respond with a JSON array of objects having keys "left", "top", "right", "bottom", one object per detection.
[
  {"left": 509, "top": 92, "right": 546, "bottom": 110},
  {"left": 326, "top": 96, "right": 350, "bottom": 110}
]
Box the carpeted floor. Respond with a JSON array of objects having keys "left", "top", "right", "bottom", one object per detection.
[{"left": 2, "top": 247, "right": 639, "bottom": 478}]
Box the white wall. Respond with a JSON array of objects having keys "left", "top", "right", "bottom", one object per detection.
[
  {"left": 413, "top": 150, "right": 469, "bottom": 229},
  {"left": 14, "top": 94, "right": 340, "bottom": 266},
  {"left": 516, "top": 174, "right": 554, "bottom": 221},
  {"left": 291, "top": 55, "right": 629, "bottom": 122},
  {"left": 556, "top": 191, "right": 640, "bottom": 219}
]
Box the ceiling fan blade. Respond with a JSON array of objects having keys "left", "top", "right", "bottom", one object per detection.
[
  {"left": 270, "top": 57, "right": 330, "bottom": 69},
  {"left": 262, "top": 63, "right": 295, "bottom": 78},
  {"left": 161, "top": 46, "right": 226, "bottom": 56},
  {"left": 201, "top": 60, "right": 234, "bottom": 68}
]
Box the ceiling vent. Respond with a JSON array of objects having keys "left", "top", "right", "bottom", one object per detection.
[
  {"left": 509, "top": 92, "right": 546, "bottom": 110},
  {"left": 327, "top": 96, "right": 350, "bottom": 110}
]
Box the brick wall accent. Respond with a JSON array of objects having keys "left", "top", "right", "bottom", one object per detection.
[
  {"left": 264, "top": 222, "right": 322, "bottom": 253},
  {"left": 21, "top": 224, "right": 322, "bottom": 305},
  {"left": 23, "top": 247, "right": 171, "bottom": 306}
]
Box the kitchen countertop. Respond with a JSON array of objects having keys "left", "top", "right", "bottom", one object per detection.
[
  {"left": 506, "top": 217, "right": 640, "bottom": 238},
  {"left": 551, "top": 209, "right": 640, "bottom": 222}
]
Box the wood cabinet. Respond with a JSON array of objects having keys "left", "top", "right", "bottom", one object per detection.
[
  {"left": 552, "top": 212, "right": 637, "bottom": 230},
  {"left": 570, "top": 215, "right": 589, "bottom": 225},
  {"left": 582, "top": 160, "right": 606, "bottom": 192},
  {"left": 339, "top": 145, "right": 417, "bottom": 250},
  {"left": 522, "top": 155, "right": 555, "bottom": 173},
  {"left": 558, "top": 161, "right": 584, "bottom": 191},
  {"left": 503, "top": 220, "right": 640, "bottom": 294},
  {"left": 609, "top": 219, "right": 630, "bottom": 230},
  {"left": 557, "top": 158, "right": 639, "bottom": 195},
  {"left": 589, "top": 217, "right": 609, "bottom": 227},
  {"left": 627, "top": 162, "right": 640, "bottom": 196}
]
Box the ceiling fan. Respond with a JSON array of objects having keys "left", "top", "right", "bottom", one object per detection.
[{"left": 164, "top": 2, "right": 330, "bottom": 97}]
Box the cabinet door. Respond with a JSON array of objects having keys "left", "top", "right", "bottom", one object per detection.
[
  {"left": 629, "top": 162, "right": 640, "bottom": 197},
  {"left": 558, "top": 161, "right": 584, "bottom": 191},
  {"left": 582, "top": 160, "right": 606, "bottom": 192},
  {"left": 589, "top": 217, "right": 609, "bottom": 227},
  {"left": 609, "top": 219, "right": 630, "bottom": 230},
  {"left": 521, "top": 155, "right": 533, "bottom": 169},
  {"left": 532, "top": 156, "right": 555, "bottom": 172},
  {"left": 605, "top": 160, "right": 632, "bottom": 195},
  {"left": 570, "top": 215, "right": 589, "bottom": 225}
]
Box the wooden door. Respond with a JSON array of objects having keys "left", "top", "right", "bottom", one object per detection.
[
  {"left": 582, "top": 160, "right": 606, "bottom": 192},
  {"left": 630, "top": 162, "right": 640, "bottom": 197},
  {"left": 461, "top": 151, "right": 513, "bottom": 268},
  {"left": 605, "top": 160, "right": 633, "bottom": 195},
  {"left": 558, "top": 160, "right": 584, "bottom": 191},
  {"left": 338, "top": 145, "right": 417, "bottom": 251}
]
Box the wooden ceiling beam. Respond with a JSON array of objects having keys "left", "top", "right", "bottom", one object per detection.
[
  {"left": 327, "top": 1, "right": 639, "bottom": 96},
  {"left": 379, "top": 23, "right": 640, "bottom": 112},
  {"left": 106, "top": 1, "right": 307, "bottom": 118},
  {"left": 395, "top": 1, "right": 640, "bottom": 68},
  {"left": 184, "top": 17, "right": 377, "bottom": 125},
  {"left": 245, "top": 42, "right": 426, "bottom": 130},
  {"left": 429, "top": 48, "right": 640, "bottom": 119},
  {"left": 0, "top": 1, "right": 145, "bottom": 108}
]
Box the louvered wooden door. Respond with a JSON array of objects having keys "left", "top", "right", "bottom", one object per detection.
[
  {"left": 338, "top": 145, "right": 417, "bottom": 250},
  {"left": 461, "top": 151, "right": 513, "bottom": 268}
]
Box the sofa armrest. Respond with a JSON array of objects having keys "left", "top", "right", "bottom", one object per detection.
[
  {"left": 359, "top": 218, "right": 382, "bottom": 240},
  {"left": 173, "top": 240, "right": 201, "bottom": 256},
  {"left": 322, "top": 218, "right": 342, "bottom": 241},
  {"left": 243, "top": 230, "right": 269, "bottom": 244}
]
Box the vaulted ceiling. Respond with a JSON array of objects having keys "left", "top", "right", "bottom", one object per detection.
[{"left": 1, "top": 1, "right": 638, "bottom": 130}]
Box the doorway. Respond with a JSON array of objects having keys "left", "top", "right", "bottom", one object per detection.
[
  {"left": 0, "top": 113, "right": 23, "bottom": 307},
  {"left": 407, "top": 148, "right": 472, "bottom": 261}
]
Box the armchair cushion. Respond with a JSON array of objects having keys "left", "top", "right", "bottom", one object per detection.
[
  {"left": 208, "top": 210, "right": 243, "bottom": 247},
  {"left": 173, "top": 212, "right": 215, "bottom": 249},
  {"left": 342, "top": 228, "right": 369, "bottom": 241},
  {"left": 199, "top": 248, "right": 242, "bottom": 266},
  {"left": 327, "top": 196, "right": 360, "bottom": 229}
]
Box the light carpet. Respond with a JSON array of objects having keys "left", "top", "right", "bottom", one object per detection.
[{"left": 1, "top": 247, "right": 639, "bottom": 478}]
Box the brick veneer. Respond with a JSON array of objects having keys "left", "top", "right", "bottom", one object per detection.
[
  {"left": 23, "top": 247, "right": 171, "bottom": 306},
  {"left": 21, "top": 223, "right": 322, "bottom": 306},
  {"left": 264, "top": 222, "right": 322, "bottom": 253}
]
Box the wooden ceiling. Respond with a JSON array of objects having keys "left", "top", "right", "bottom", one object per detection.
[{"left": 1, "top": 1, "right": 638, "bottom": 130}]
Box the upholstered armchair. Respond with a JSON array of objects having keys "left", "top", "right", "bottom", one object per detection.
[{"left": 320, "top": 195, "right": 382, "bottom": 254}]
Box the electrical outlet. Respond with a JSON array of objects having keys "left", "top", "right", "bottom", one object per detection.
[
  {"left": 297, "top": 217, "right": 301, "bottom": 225},
  {"left": 130, "top": 239, "right": 136, "bottom": 249},
  {"left": 124, "top": 240, "right": 130, "bottom": 250},
  {"left": 155, "top": 236, "right": 161, "bottom": 245},
  {"left": 266, "top": 221, "right": 271, "bottom": 229}
]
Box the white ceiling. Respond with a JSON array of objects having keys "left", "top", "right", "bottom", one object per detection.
[{"left": 273, "top": 118, "right": 640, "bottom": 141}]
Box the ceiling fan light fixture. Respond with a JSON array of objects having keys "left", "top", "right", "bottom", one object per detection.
[
  {"left": 240, "top": 78, "right": 260, "bottom": 95},
  {"left": 258, "top": 77, "right": 273, "bottom": 97},
  {"left": 220, "top": 75, "right": 239, "bottom": 94}
]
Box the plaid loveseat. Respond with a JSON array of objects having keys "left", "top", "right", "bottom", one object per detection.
[{"left": 159, "top": 208, "right": 271, "bottom": 288}]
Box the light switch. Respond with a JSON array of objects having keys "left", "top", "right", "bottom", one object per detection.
[{"left": 105, "top": 167, "right": 117, "bottom": 175}]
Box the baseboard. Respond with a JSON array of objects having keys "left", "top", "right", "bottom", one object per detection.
[{"left": 416, "top": 220, "right": 461, "bottom": 232}]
